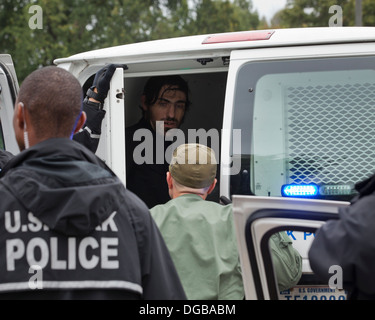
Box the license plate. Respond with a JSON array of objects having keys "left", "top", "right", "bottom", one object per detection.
[{"left": 279, "top": 286, "right": 347, "bottom": 300}]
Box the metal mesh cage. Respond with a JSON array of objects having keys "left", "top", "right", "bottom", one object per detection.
[{"left": 285, "top": 82, "right": 375, "bottom": 186}]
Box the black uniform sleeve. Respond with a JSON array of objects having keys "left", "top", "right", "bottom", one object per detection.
[
  {"left": 309, "top": 205, "right": 358, "bottom": 280},
  {"left": 73, "top": 101, "right": 106, "bottom": 153},
  {"left": 308, "top": 196, "right": 375, "bottom": 296},
  {"left": 0, "top": 149, "right": 14, "bottom": 172}
]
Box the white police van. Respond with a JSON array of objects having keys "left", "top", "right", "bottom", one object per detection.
[{"left": 2, "top": 27, "right": 375, "bottom": 300}]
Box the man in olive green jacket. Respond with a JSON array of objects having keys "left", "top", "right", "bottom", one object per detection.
[{"left": 151, "top": 144, "right": 302, "bottom": 300}]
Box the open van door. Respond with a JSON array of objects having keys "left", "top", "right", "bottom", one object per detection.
[
  {"left": 96, "top": 67, "right": 126, "bottom": 185},
  {"left": 233, "top": 195, "right": 350, "bottom": 300},
  {"left": 0, "top": 54, "right": 19, "bottom": 155}
]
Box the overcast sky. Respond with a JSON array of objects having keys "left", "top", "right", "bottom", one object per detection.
[{"left": 252, "top": 0, "right": 288, "bottom": 22}]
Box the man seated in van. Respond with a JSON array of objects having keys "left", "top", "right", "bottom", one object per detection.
[{"left": 125, "top": 75, "right": 190, "bottom": 208}]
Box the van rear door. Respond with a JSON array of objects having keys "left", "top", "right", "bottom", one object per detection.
[
  {"left": 221, "top": 43, "right": 375, "bottom": 202},
  {"left": 0, "top": 54, "right": 19, "bottom": 155},
  {"left": 233, "top": 195, "right": 349, "bottom": 300},
  {"left": 96, "top": 67, "right": 126, "bottom": 184}
]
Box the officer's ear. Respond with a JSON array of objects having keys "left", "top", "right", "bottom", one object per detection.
[{"left": 14, "top": 102, "right": 26, "bottom": 131}]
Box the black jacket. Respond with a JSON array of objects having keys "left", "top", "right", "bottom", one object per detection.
[
  {"left": 126, "top": 118, "right": 172, "bottom": 209},
  {"left": 309, "top": 174, "right": 375, "bottom": 300},
  {"left": 0, "top": 149, "right": 13, "bottom": 172},
  {"left": 0, "top": 138, "right": 186, "bottom": 300},
  {"left": 73, "top": 102, "right": 106, "bottom": 153}
]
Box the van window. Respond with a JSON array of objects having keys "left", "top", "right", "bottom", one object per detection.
[{"left": 231, "top": 56, "right": 375, "bottom": 201}]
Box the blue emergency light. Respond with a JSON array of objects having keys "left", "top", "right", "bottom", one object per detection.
[
  {"left": 281, "top": 183, "right": 354, "bottom": 198},
  {"left": 281, "top": 184, "right": 319, "bottom": 198}
]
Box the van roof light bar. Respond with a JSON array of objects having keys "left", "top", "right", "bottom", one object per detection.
[{"left": 202, "top": 31, "right": 275, "bottom": 45}]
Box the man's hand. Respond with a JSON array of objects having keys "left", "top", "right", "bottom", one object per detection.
[{"left": 87, "top": 64, "right": 126, "bottom": 103}]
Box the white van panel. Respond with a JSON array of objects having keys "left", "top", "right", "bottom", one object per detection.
[
  {"left": 55, "top": 27, "right": 375, "bottom": 67},
  {"left": 219, "top": 42, "right": 375, "bottom": 200},
  {"left": 97, "top": 68, "right": 126, "bottom": 185},
  {"left": 230, "top": 42, "right": 375, "bottom": 62},
  {"left": 0, "top": 55, "right": 19, "bottom": 154},
  {"left": 232, "top": 195, "right": 349, "bottom": 300}
]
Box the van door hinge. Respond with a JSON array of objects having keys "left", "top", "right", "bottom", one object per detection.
[{"left": 197, "top": 58, "right": 214, "bottom": 66}]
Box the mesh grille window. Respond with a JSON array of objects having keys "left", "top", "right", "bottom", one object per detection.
[
  {"left": 232, "top": 56, "right": 375, "bottom": 200},
  {"left": 286, "top": 83, "right": 375, "bottom": 186}
]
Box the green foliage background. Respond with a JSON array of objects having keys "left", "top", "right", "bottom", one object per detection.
[{"left": 0, "top": 0, "right": 373, "bottom": 83}]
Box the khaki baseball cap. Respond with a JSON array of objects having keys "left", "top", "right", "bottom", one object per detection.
[{"left": 169, "top": 143, "right": 217, "bottom": 189}]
